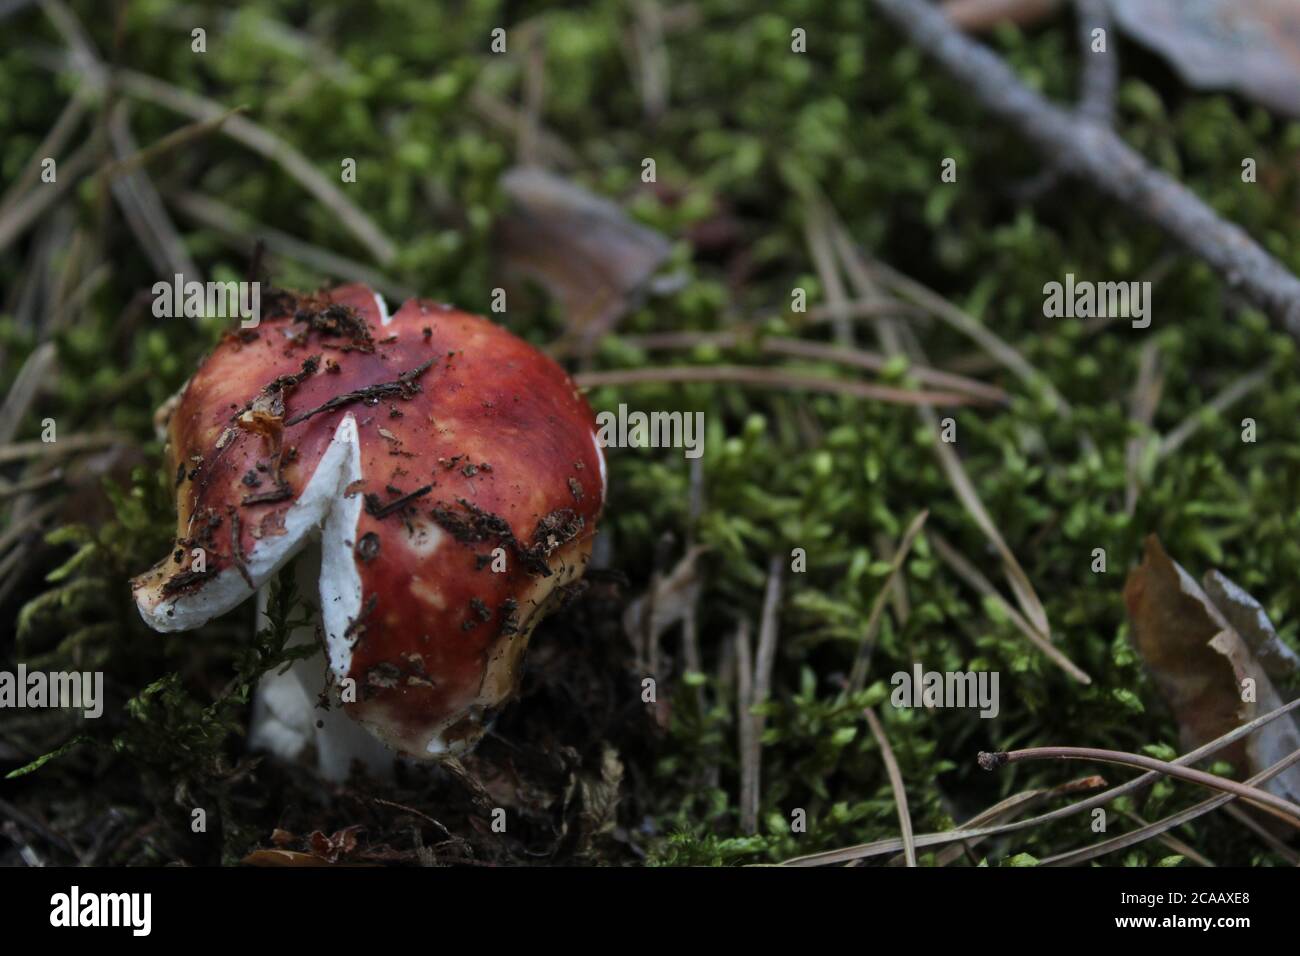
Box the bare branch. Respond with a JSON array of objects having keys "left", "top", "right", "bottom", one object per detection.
[{"left": 872, "top": 0, "right": 1300, "bottom": 335}]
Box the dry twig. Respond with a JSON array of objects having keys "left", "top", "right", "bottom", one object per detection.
[
  {"left": 871, "top": 0, "right": 1300, "bottom": 333},
  {"left": 864, "top": 707, "right": 917, "bottom": 867}
]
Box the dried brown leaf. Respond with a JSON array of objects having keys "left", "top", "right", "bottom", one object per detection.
[
  {"left": 1123, "top": 535, "right": 1300, "bottom": 803},
  {"left": 1202, "top": 569, "right": 1300, "bottom": 683},
  {"left": 1111, "top": 0, "right": 1300, "bottom": 118},
  {"left": 495, "top": 167, "right": 671, "bottom": 340}
]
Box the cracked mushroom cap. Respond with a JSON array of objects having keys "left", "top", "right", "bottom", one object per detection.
[{"left": 131, "top": 284, "right": 606, "bottom": 758}]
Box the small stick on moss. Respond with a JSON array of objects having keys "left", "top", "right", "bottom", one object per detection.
[
  {"left": 1221, "top": 804, "right": 1300, "bottom": 867},
  {"left": 1115, "top": 808, "right": 1214, "bottom": 868},
  {"left": 1040, "top": 745, "right": 1300, "bottom": 867},
  {"left": 574, "top": 364, "right": 985, "bottom": 406},
  {"left": 847, "top": 509, "right": 928, "bottom": 694},
  {"left": 1124, "top": 338, "right": 1162, "bottom": 516},
  {"left": 744, "top": 556, "right": 785, "bottom": 832},
  {"left": 0, "top": 469, "right": 62, "bottom": 501},
  {"left": 978, "top": 746, "right": 1300, "bottom": 828},
  {"left": 681, "top": 456, "right": 707, "bottom": 710},
  {"left": 928, "top": 530, "right": 1091, "bottom": 684},
  {"left": 111, "top": 67, "right": 398, "bottom": 265},
  {"left": 170, "top": 192, "right": 417, "bottom": 303},
  {"left": 0, "top": 92, "right": 88, "bottom": 218},
  {"left": 98, "top": 106, "right": 247, "bottom": 181},
  {"left": 887, "top": 774, "right": 1107, "bottom": 868},
  {"left": 854, "top": 254, "right": 1077, "bottom": 418},
  {"left": 780, "top": 696, "right": 1300, "bottom": 865},
  {"left": 0, "top": 430, "right": 128, "bottom": 465},
  {"left": 1158, "top": 364, "right": 1272, "bottom": 460},
  {"left": 369, "top": 797, "right": 452, "bottom": 840},
  {"left": 865, "top": 707, "right": 917, "bottom": 867},
  {"left": 566, "top": 332, "right": 1009, "bottom": 404},
  {"left": 804, "top": 205, "right": 856, "bottom": 346}
]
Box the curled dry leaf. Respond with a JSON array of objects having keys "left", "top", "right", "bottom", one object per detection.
[
  {"left": 1123, "top": 535, "right": 1300, "bottom": 804},
  {"left": 1202, "top": 569, "right": 1300, "bottom": 683},
  {"left": 1110, "top": 0, "right": 1300, "bottom": 118},
  {"left": 494, "top": 167, "right": 671, "bottom": 342}
]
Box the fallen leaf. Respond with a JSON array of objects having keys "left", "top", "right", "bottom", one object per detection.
[
  {"left": 494, "top": 167, "right": 671, "bottom": 342},
  {"left": 308, "top": 824, "right": 364, "bottom": 863},
  {"left": 1124, "top": 535, "right": 1300, "bottom": 804},
  {"left": 1202, "top": 569, "right": 1300, "bottom": 683},
  {"left": 1110, "top": 0, "right": 1300, "bottom": 118}
]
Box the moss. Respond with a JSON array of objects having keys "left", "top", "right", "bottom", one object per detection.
[{"left": 2, "top": 0, "right": 1299, "bottom": 866}]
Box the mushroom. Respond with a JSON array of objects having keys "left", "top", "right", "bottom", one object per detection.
[{"left": 131, "top": 284, "right": 606, "bottom": 779}]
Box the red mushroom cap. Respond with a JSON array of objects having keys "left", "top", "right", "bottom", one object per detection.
[{"left": 132, "top": 284, "right": 606, "bottom": 758}]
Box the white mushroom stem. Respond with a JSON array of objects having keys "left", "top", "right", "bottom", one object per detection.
[{"left": 248, "top": 543, "right": 396, "bottom": 782}]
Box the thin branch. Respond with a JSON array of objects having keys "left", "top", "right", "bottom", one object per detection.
[
  {"left": 979, "top": 746, "right": 1300, "bottom": 828},
  {"left": 629, "top": 0, "right": 670, "bottom": 120},
  {"left": 1158, "top": 365, "right": 1272, "bottom": 460},
  {"left": 864, "top": 257, "right": 1076, "bottom": 417},
  {"left": 104, "top": 103, "right": 200, "bottom": 281},
  {"left": 517, "top": 28, "right": 546, "bottom": 166},
  {"left": 1116, "top": 808, "right": 1214, "bottom": 867},
  {"left": 0, "top": 500, "right": 58, "bottom": 557},
  {"left": 928, "top": 530, "right": 1090, "bottom": 683},
  {"left": 741, "top": 556, "right": 785, "bottom": 836},
  {"left": 1221, "top": 804, "right": 1300, "bottom": 867},
  {"left": 0, "top": 343, "right": 57, "bottom": 446},
  {"left": 470, "top": 88, "right": 579, "bottom": 168},
  {"left": 0, "top": 92, "right": 89, "bottom": 219},
  {"left": 871, "top": 0, "right": 1300, "bottom": 334},
  {"left": 864, "top": 707, "right": 917, "bottom": 867},
  {"left": 762, "top": 338, "right": 1008, "bottom": 404},
  {"left": 169, "top": 191, "right": 416, "bottom": 304},
  {"left": 681, "top": 456, "right": 706, "bottom": 709},
  {"left": 555, "top": 331, "right": 1006, "bottom": 403},
  {"left": 0, "top": 470, "right": 62, "bottom": 501},
  {"left": 888, "top": 775, "right": 1107, "bottom": 867},
  {"left": 805, "top": 205, "right": 855, "bottom": 346},
  {"left": 99, "top": 106, "right": 247, "bottom": 180},
  {"left": 1040, "top": 745, "right": 1300, "bottom": 866},
  {"left": 1074, "top": 0, "right": 1117, "bottom": 126},
  {"left": 735, "top": 621, "right": 757, "bottom": 834},
  {"left": 1124, "top": 338, "right": 1162, "bottom": 516},
  {"left": 848, "top": 509, "right": 929, "bottom": 693},
  {"left": 574, "top": 364, "right": 991, "bottom": 406},
  {"left": 0, "top": 431, "right": 127, "bottom": 465},
  {"left": 0, "top": 139, "right": 98, "bottom": 255},
  {"left": 779, "top": 695, "right": 1300, "bottom": 866},
  {"left": 117, "top": 68, "right": 396, "bottom": 264}
]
